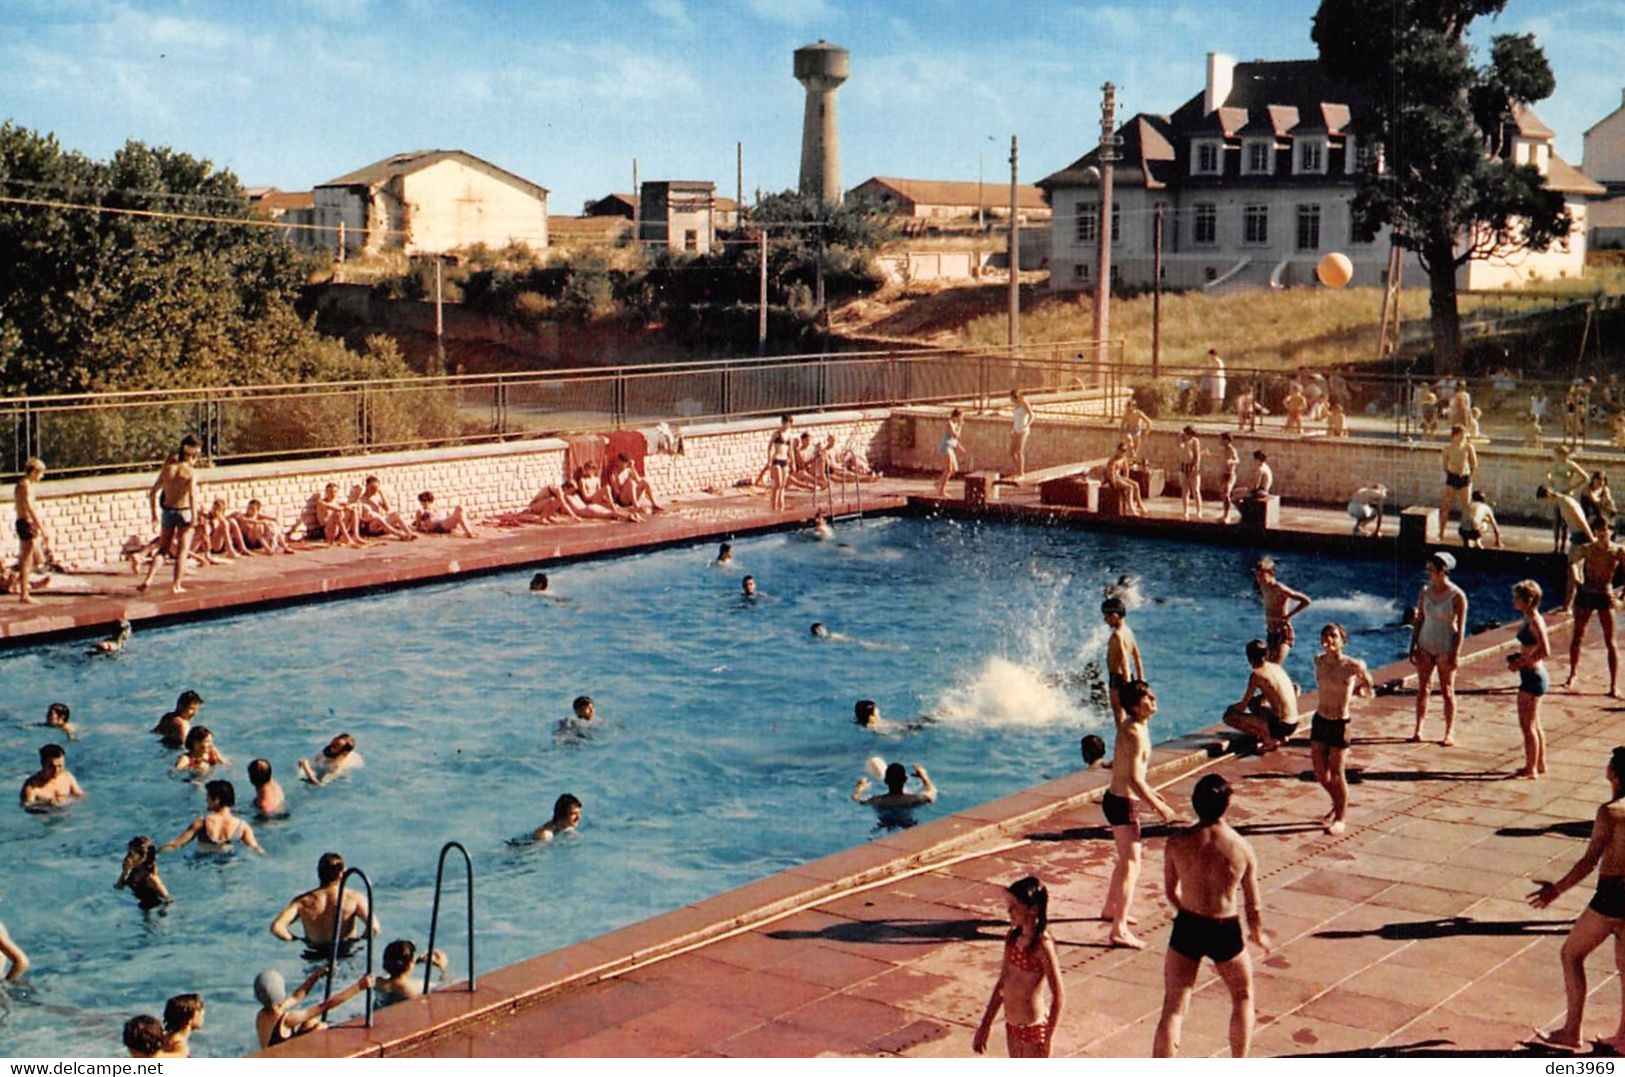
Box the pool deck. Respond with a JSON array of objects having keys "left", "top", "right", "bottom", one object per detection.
[
  {"left": 269, "top": 603, "right": 1625, "bottom": 1059},
  {"left": 187, "top": 479, "right": 1617, "bottom": 1058}
]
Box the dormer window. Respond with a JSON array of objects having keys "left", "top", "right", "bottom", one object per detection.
[
  {"left": 1192, "top": 139, "right": 1222, "bottom": 176},
  {"left": 1514, "top": 138, "right": 1551, "bottom": 176},
  {"left": 1296, "top": 138, "right": 1326, "bottom": 175},
  {"left": 1243, "top": 139, "right": 1275, "bottom": 176}
]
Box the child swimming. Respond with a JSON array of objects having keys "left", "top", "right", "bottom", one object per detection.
[
  {"left": 115, "top": 836, "right": 171, "bottom": 908},
  {"left": 299, "top": 734, "right": 361, "bottom": 785}
]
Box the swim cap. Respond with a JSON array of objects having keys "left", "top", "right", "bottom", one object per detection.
[
  {"left": 1430, "top": 551, "right": 1457, "bottom": 571},
  {"left": 254, "top": 969, "right": 286, "bottom": 1009}
]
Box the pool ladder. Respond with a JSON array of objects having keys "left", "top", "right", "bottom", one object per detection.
[
  {"left": 424, "top": 841, "right": 476, "bottom": 995},
  {"left": 317, "top": 842, "right": 477, "bottom": 1027}
]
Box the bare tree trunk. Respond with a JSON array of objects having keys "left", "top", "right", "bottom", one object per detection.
[{"left": 1426, "top": 242, "right": 1463, "bottom": 372}]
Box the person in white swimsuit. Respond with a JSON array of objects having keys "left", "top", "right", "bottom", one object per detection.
[
  {"left": 1010, "top": 390, "right": 1034, "bottom": 479},
  {"left": 1409, "top": 552, "right": 1468, "bottom": 745}
]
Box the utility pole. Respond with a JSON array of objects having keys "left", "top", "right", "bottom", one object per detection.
[
  {"left": 1091, "top": 82, "right": 1118, "bottom": 377},
  {"left": 1007, "top": 134, "right": 1019, "bottom": 351},
  {"left": 631, "top": 158, "right": 640, "bottom": 254},
  {"left": 434, "top": 255, "right": 444, "bottom": 362},
  {"left": 758, "top": 229, "right": 768, "bottom": 355},
  {"left": 336, "top": 220, "right": 345, "bottom": 264},
  {"left": 737, "top": 142, "right": 744, "bottom": 227},
  {"left": 1152, "top": 202, "right": 1163, "bottom": 376}
]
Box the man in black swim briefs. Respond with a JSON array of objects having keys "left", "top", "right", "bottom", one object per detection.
[
  {"left": 1530, "top": 746, "right": 1625, "bottom": 1051},
  {"left": 1564, "top": 520, "right": 1625, "bottom": 697},
  {"left": 1154, "top": 775, "right": 1271, "bottom": 1058}
]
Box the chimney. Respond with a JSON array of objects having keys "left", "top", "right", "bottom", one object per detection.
[{"left": 1205, "top": 52, "right": 1235, "bottom": 115}]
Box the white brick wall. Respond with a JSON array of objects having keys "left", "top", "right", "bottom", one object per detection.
[{"left": 11, "top": 412, "right": 890, "bottom": 570}]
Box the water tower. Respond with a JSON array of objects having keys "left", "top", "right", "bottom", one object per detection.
[{"left": 794, "top": 40, "right": 849, "bottom": 205}]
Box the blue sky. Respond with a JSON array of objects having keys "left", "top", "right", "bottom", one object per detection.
[{"left": 1, "top": 0, "right": 1620, "bottom": 214}]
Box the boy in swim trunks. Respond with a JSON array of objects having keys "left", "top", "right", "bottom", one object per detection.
[
  {"left": 138, "top": 435, "right": 202, "bottom": 594},
  {"left": 13, "top": 457, "right": 46, "bottom": 605},
  {"left": 1101, "top": 680, "right": 1183, "bottom": 948},
  {"left": 1438, "top": 424, "right": 1477, "bottom": 540},
  {"left": 1530, "top": 746, "right": 1625, "bottom": 1052},
  {"left": 1102, "top": 596, "right": 1143, "bottom": 727},
  {"left": 1459, "top": 490, "right": 1502, "bottom": 548},
  {"left": 1563, "top": 519, "right": 1625, "bottom": 696},
  {"left": 1311, "top": 624, "right": 1373, "bottom": 835},
  {"left": 161, "top": 779, "right": 265, "bottom": 855},
  {"left": 1253, "top": 558, "right": 1310, "bottom": 663},
  {"left": 20, "top": 743, "right": 85, "bottom": 807},
  {"left": 1178, "top": 427, "right": 1203, "bottom": 521},
  {"left": 1153, "top": 774, "right": 1271, "bottom": 1057},
  {"left": 1222, "top": 639, "right": 1300, "bottom": 753}
]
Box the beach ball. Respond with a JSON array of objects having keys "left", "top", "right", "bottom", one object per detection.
[{"left": 1316, "top": 252, "right": 1354, "bottom": 288}]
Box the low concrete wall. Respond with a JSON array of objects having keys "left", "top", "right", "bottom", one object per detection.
[
  {"left": 15, "top": 411, "right": 889, "bottom": 570},
  {"left": 889, "top": 406, "right": 1573, "bottom": 524}
]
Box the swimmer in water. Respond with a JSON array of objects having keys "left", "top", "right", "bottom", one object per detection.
[
  {"left": 811, "top": 512, "right": 834, "bottom": 540},
  {"left": 161, "top": 993, "right": 205, "bottom": 1057},
  {"left": 741, "top": 575, "right": 757, "bottom": 599},
  {"left": 533, "top": 793, "right": 582, "bottom": 842},
  {"left": 270, "top": 851, "right": 379, "bottom": 949},
  {"left": 852, "top": 699, "right": 926, "bottom": 734},
  {"left": 853, "top": 761, "right": 936, "bottom": 810},
  {"left": 20, "top": 743, "right": 85, "bottom": 807},
  {"left": 162, "top": 779, "right": 265, "bottom": 855},
  {"left": 115, "top": 836, "right": 172, "bottom": 908},
  {"left": 123, "top": 1015, "right": 171, "bottom": 1059},
  {"left": 174, "top": 725, "right": 227, "bottom": 774},
  {"left": 298, "top": 734, "right": 360, "bottom": 785},
  {"left": 556, "top": 695, "right": 596, "bottom": 739},
  {"left": 811, "top": 622, "right": 830, "bottom": 638},
  {"left": 43, "top": 701, "right": 77, "bottom": 740},
  {"left": 530, "top": 572, "right": 549, "bottom": 592},
  {"left": 153, "top": 689, "right": 203, "bottom": 749},
  {"left": 255, "top": 967, "right": 373, "bottom": 1049},
  {"left": 375, "top": 939, "right": 448, "bottom": 1008},
  {"left": 249, "top": 758, "right": 286, "bottom": 817},
  {"left": 0, "top": 913, "right": 26, "bottom": 980},
  {"left": 1080, "top": 734, "right": 1108, "bottom": 768},
  {"left": 713, "top": 542, "right": 734, "bottom": 567}
]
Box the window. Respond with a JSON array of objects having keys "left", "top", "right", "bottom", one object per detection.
[
  {"left": 1245, "top": 140, "right": 1274, "bottom": 175},
  {"left": 1074, "top": 263, "right": 1090, "bottom": 280},
  {"left": 1075, "top": 203, "right": 1097, "bottom": 243},
  {"left": 1348, "top": 202, "right": 1373, "bottom": 244},
  {"left": 1243, "top": 204, "right": 1268, "bottom": 244},
  {"left": 1297, "top": 140, "right": 1324, "bottom": 174},
  {"left": 1111, "top": 202, "right": 1121, "bottom": 243},
  {"left": 1204, "top": 266, "right": 1218, "bottom": 282},
  {"left": 1194, "top": 203, "right": 1217, "bottom": 245},
  {"left": 1194, "top": 141, "right": 1220, "bottom": 175},
  {"left": 684, "top": 229, "right": 698, "bottom": 251},
  {"left": 1296, "top": 204, "right": 1321, "bottom": 251},
  {"left": 1353, "top": 141, "right": 1378, "bottom": 174}
]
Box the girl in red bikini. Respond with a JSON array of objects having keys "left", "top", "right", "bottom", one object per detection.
[{"left": 973, "top": 876, "right": 1065, "bottom": 1058}]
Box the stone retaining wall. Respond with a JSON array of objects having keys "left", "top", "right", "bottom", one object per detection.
[
  {"left": 889, "top": 406, "right": 1580, "bottom": 525},
  {"left": 18, "top": 411, "right": 888, "bottom": 570}
]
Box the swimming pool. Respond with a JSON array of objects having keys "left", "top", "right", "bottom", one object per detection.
[{"left": 0, "top": 515, "right": 1530, "bottom": 1057}]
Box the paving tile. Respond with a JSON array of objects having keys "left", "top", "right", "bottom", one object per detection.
[{"left": 1296, "top": 987, "right": 1432, "bottom": 1033}]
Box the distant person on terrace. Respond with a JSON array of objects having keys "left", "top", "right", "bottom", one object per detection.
[
  {"left": 138, "top": 435, "right": 203, "bottom": 594},
  {"left": 231, "top": 499, "right": 289, "bottom": 554},
  {"left": 13, "top": 457, "right": 48, "bottom": 605},
  {"left": 608, "top": 453, "right": 665, "bottom": 513},
  {"left": 413, "top": 491, "right": 477, "bottom": 537},
  {"left": 1439, "top": 425, "right": 1477, "bottom": 542},
  {"left": 1563, "top": 519, "right": 1625, "bottom": 697}
]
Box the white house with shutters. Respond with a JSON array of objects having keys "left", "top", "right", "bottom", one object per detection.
[{"left": 1039, "top": 53, "right": 1602, "bottom": 292}]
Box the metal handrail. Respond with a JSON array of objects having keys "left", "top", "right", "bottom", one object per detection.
[
  {"left": 321, "top": 867, "right": 376, "bottom": 1027},
  {"left": 424, "top": 841, "right": 475, "bottom": 995}
]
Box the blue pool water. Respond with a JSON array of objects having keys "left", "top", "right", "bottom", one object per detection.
[{"left": 0, "top": 516, "right": 1531, "bottom": 1057}]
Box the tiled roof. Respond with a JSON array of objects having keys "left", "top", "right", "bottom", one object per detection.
[
  {"left": 849, "top": 176, "right": 1049, "bottom": 211},
  {"left": 1549, "top": 153, "right": 1607, "bottom": 196},
  {"left": 319, "top": 150, "right": 548, "bottom": 201}
]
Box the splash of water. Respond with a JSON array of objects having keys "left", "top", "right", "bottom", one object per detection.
[
  {"left": 1311, "top": 592, "right": 1399, "bottom": 620},
  {"left": 931, "top": 655, "right": 1099, "bottom": 728}
]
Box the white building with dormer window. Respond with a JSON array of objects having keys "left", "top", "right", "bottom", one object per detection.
[{"left": 1039, "top": 53, "right": 1603, "bottom": 292}]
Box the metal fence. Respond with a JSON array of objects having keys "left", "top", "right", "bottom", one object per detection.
[{"left": 0, "top": 341, "right": 1127, "bottom": 479}]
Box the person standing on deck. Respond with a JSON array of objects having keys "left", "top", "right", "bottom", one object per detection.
[
  {"left": 1439, "top": 425, "right": 1478, "bottom": 542},
  {"left": 138, "top": 435, "right": 202, "bottom": 594}
]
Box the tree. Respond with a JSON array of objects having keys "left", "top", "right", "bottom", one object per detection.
[
  {"left": 0, "top": 123, "right": 372, "bottom": 395},
  {"left": 1313, "top": 1, "right": 1570, "bottom": 369},
  {"left": 742, "top": 191, "right": 893, "bottom": 305}
]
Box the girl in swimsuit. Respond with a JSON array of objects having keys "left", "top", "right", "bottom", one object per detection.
[
  {"left": 174, "top": 726, "right": 227, "bottom": 774},
  {"left": 973, "top": 876, "right": 1064, "bottom": 1058},
  {"left": 254, "top": 967, "right": 373, "bottom": 1048},
  {"left": 1508, "top": 580, "right": 1551, "bottom": 778},
  {"left": 1410, "top": 552, "right": 1468, "bottom": 745},
  {"left": 161, "top": 779, "right": 265, "bottom": 855},
  {"left": 767, "top": 428, "right": 792, "bottom": 512},
  {"left": 934, "top": 409, "right": 964, "bottom": 498},
  {"left": 1179, "top": 426, "right": 1203, "bottom": 521},
  {"left": 115, "top": 836, "right": 171, "bottom": 909}
]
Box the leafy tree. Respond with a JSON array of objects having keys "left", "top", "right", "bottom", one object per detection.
[
  {"left": 741, "top": 191, "right": 892, "bottom": 302},
  {"left": 1312, "top": 1, "right": 1570, "bottom": 368},
  {"left": 0, "top": 123, "right": 394, "bottom": 396}
]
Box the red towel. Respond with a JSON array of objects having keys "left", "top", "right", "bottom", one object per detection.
[
  {"left": 605, "top": 429, "right": 648, "bottom": 476},
  {"left": 564, "top": 435, "right": 608, "bottom": 481}
]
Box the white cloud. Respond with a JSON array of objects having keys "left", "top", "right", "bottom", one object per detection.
[
  {"left": 646, "top": 0, "right": 691, "bottom": 30},
  {"left": 1079, "top": 5, "right": 1143, "bottom": 42},
  {"left": 507, "top": 47, "right": 700, "bottom": 112},
  {"left": 100, "top": 4, "right": 235, "bottom": 51},
  {"left": 743, "top": 0, "right": 836, "bottom": 29}
]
